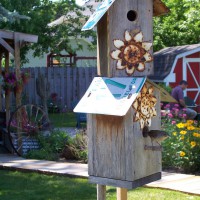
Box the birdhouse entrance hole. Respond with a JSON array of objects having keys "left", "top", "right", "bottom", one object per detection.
[{"left": 127, "top": 10, "right": 137, "bottom": 21}]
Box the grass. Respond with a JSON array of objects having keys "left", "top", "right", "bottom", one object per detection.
[
  {"left": 0, "top": 170, "right": 200, "bottom": 200},
  {"left": 49, "top": 112, "right": 77, "bottom": 128}
]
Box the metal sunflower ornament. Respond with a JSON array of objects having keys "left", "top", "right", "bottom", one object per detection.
[
  {"left": 110, "top": 30, "right": 153, "bottom": 75},
  {"left": 132, "top": 84, "right": 157, "bottom": 129}
]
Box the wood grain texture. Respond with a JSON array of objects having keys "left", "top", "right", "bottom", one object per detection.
[
  {"left": 104, "top": 0, "right": 154, "bottom": 77},
  {"left": 97, "top": 13, "right": 109, "bottom": 77},
  {"left": 14, "top": 32, "right": 22, "bottom": 108},
  {"left": 117, "top": 188, "right": 127, "bottom": 200},
  {"left": 88, "top": 114, "right": 126, "bottom": 180},
  {"left": 89, "top": 172, "right": 161, "bottom": 189},
  {"left": 0, "top": 53, "right": 2, "bottom": 110},
  {"left": 97, "top": 185, "right": 106, "bottom": 200},
  {"left": 1, "top": 67, "right": 97, "bottom": 111},
  {"left": 88, "top": 86, "right": 162, "bottom": 186}
]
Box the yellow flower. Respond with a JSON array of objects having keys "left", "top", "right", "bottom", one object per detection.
[
  {"left": 180, "top": 135, "right": 185, "bottom": 140},
  {"left": 193, "top": 133, "right": 200, "bottom": 137},
  {"left": 190, "top": 141, "right": 196, "bottom": 147},
  {"left": 187, "top": 120, "right": 193, "bottom": 125},
  {"left": 180, "top": 130, "right": 187, "bottom": 135},
  {"left": 173, "top": 132, "right": 177, "bottom": 136},
  {"left": 187, "top": 126, "right": 195, "bottom": 130},
  {"left": 176, "top": 123, "right": 185, "bottom": 128},
  {"left": 180, "top": 151, "right": 186, "bottom": 157}
]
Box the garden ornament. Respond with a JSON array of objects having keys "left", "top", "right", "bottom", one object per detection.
[
  {"left": 132, "top": 83, "right": 157, "bottom": 129},
  {"left": 110, "top": 30, "right": 153, "bottom": 75}
]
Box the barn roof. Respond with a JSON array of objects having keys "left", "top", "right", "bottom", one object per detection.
[{"left": 148, "top": 44, "right": 200, "bottom": 82}]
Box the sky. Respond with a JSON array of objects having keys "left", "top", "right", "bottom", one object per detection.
[{"left": 51, "top": 0, "right": 88, "bottom": 6}]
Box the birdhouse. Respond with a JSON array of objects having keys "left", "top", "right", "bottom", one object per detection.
[
  {"left": 74, "top": 76, "right": 174, "bottom": 189},
  {"left": 82, "top": 0, "right": 169, "bottom": 77},
  {"left": 76, "top": 0, "right": 170, "bottom": 193}
]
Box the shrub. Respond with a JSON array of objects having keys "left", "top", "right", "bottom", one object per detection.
[
  {"left": 161, "top": 104, "right": 200, "bottom": 173},
  {"left": 62, "top": 130, "right": 88, "bottom": 163},
  {"left": 26, "top": 130, "right": 69, "bottom": 161}
]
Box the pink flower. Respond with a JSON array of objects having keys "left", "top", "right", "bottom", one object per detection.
[
  {"left": 183, "top": 114, "right": 187, "bottom": 118},
  {"left": 161, "top": 112, "right": 166, "bottom": 117},
  {"left": 174, "top": 104, "right": 179, "bottom": 107},
  {"left": 171, "top": 120, "right": 176, "bottom": 125},
  {"left": 165, "top": 104, "right": 170, "bottom": 108},
  {"left": 179, "top": 114, "right": 183, "bottom": 118},
  {"left": 182, "top": 108, "right": 187, "bottom": 112},
  {"left": 168, "top": 113, "right": 173, "bottom": 118}
]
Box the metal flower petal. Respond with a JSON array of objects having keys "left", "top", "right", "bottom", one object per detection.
[
  {"left": 143, "top": 52, "right": 153, "bottom": 62},
  {"left": 116, "top": 60, "right": 126, "bottom": 69},
  {"left": 126, "top": 67, "right": 135, "bottom": 75},
  {"left": 142, "top": 42, "right": 152, "bottom": 51},
  {"left": 114, "top": 39, "right": 124, "bottom": 49},
  {"left": 133, "top": 31, "right": 143, "bottom": 43},
  {"left": 110, "top": 50, "right": 121, "bottom": 60},
  {"left": 137, "top": 63, "right": 145, "bottom": 71},
  {"left": 125, "top": 30, "right": 132, "bottom": 42}
]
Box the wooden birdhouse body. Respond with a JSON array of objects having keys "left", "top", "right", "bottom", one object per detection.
[
  {"left": 78, "top": 0, "right": 169, "bottom": 191},
  {"left": 97, "top": 0, "right": 153, "bottom": 77},
  {"left": 74, "top": 77, "right": 163, "bottom": 189}
]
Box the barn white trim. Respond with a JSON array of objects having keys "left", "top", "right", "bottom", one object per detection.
[{"left": 164, "top": 47, "right": 200, "bottom": 86}]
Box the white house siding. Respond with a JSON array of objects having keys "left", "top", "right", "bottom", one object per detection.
[{"left": 22, "top": 38, "right": 97, "bottom": 68}]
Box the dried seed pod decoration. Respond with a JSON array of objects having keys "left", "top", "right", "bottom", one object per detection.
[
  {"left": 110, "top": 30, "right": 153, "bottom": 76},
  {"left": 132, "top": 84, "right": 157, "bottom": 129}
]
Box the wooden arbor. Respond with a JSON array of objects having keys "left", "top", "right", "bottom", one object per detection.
[{"left": 0, "top": 29, "right": 38, "bottom": 125}]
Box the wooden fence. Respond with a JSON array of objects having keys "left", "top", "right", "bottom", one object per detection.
[{"left": 3, "top": 67, "right": 97, "bottom": 111}]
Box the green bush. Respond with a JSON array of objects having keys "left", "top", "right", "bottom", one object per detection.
[
  {"left": 26, "top": 130, "right": 69, "bottom": 161},
  {"left": 62, "top": 131, "right": 88, "bottom": 163},
  {"left": 161, "top": 104, "right": 200, "bottom": 173}
]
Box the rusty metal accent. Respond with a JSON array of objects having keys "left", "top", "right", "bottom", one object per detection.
[
  {"left": 110, "top": 30, "right": 153, "bottom": 75},
  {"left": 132, "top": 84, "right": 157, "bottom": 129},
  {"left": 144, "top": 145, "right": 163, "bottom": 151}
]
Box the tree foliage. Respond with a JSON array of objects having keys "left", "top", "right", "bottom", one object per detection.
[
  {"left": 0, "top": 0, "right": 96, "bottom": 63},
  {"left": 0, "top": 3, "right": 30, "bottom": 23},
  {"left": 0, "top": 0, "right": 199, "bottom": 62},
  {"left": 153, "top": 0, "right": 200, "bottom": 51}
]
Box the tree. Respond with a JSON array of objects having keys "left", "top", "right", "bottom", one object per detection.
[
  {"left": 1, "top": 0, "right": 199, "bottom": 61},
  {"left": 153, "top": 0, "right": 200, "bottom": 51},
  {"left": 0, "top": 0, "right": 96, "bottom": 64},
  {"left": 0, "top": 3, "right": 30, "bottom": 23}
]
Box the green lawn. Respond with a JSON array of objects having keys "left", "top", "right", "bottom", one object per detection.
[
  {"left": 49, "top": 112, "right": 77, "bottom": 128},
  {"left": 0, "top": 170, "right": 199, "bottom": 200}
]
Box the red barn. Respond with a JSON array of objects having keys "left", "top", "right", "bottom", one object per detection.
[{"left": 149, "top": 44, "right": 200, "bottom": 113}]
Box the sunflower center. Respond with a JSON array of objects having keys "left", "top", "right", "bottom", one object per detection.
[{"left": 123, "top": 45, "right": 141, "bottom": 64}]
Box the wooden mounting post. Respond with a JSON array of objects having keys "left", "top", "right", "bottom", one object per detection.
[
  {"left": 117, "top": 188, "right": 127, "bottom": 200},
  {"left": 0, "top": 53, "right": 2, "bottom": 110},
  {"left": 97, "top": 184, "right": 106, "bottom": 200},
  {"left": 14, "top": 32, "right": 22, "bottom": 108},
  {"left": 5, "top": 51, "right": 10, "bottom": 126}
]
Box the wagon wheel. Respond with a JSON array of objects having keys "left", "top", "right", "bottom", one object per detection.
[{"left": 8, "top": 104, "right": 51, "bottom": 156}]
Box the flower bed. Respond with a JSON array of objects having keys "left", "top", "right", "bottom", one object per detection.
[
  {"left": 1, "top": 71, "right": 30, "bottom": 95},
  {"left": 161, "top": 104, "right": 200, "bottom": 173}
]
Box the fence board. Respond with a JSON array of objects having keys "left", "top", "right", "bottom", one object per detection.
[{"left": 2, "top": 67, "right": 97, "bottom": 112}]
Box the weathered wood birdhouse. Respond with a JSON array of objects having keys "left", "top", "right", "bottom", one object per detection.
[
  {"left": 74, "top": 76, "right": 173, "bottom": 189},
  {"left": 75, "top": 0, "right": 170, "bottom": 195}
]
